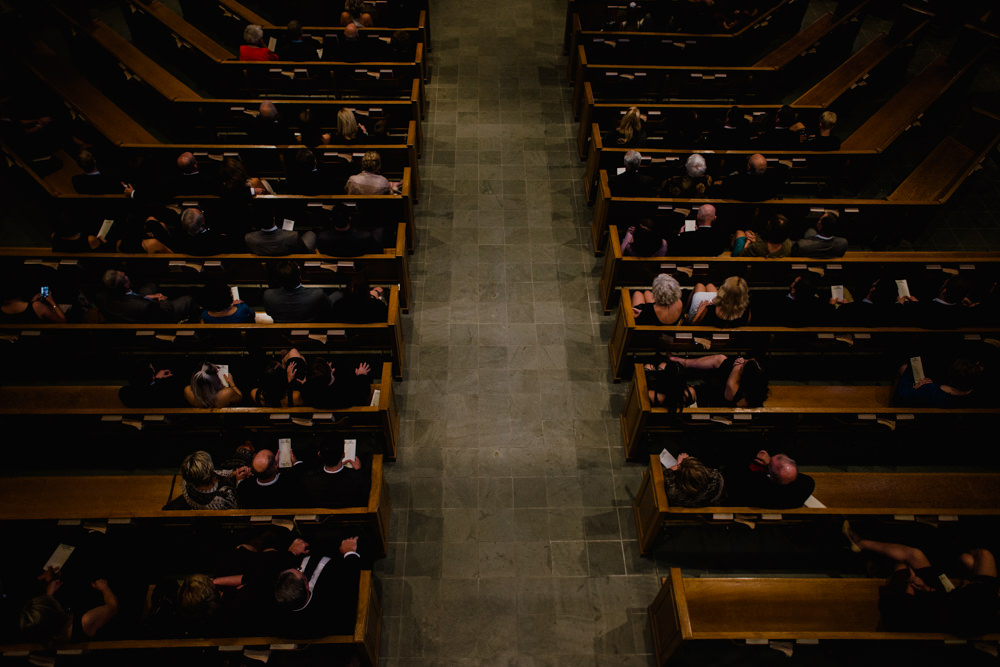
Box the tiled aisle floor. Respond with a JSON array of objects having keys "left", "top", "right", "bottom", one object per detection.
[{"left": 375, "top": 0, "right": 659, "bottom": 663}]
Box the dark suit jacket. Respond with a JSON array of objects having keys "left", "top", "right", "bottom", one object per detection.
[
  {"left": 725, "top": 468, "right": 815, "bottom": 509},
  {"left": 671, "top": 226, "right": 727, "bottom": 256},
  {"left": 263, "top": 286, "right": 331, "bottom": 322},
  {"left": 609, "top": 170, "right": 657, "bottom": 198},
  {"left": 237, "top": 466, "right": 307, "bottom": 509},
  {"left": 72, "top": 172, "right": 121, "bottom": 195},
  {"left": 245, "top": 229, "right": 310, "bottom": 255},
  {"left": 302, "top": 465, "right": 371, "bottom": 508}
]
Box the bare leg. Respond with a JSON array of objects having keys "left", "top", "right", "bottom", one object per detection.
[
  {"left": 844, "top": 522, "right": 931, "bottom": 569},
  {"left": 632, "top": 290, "right": 645, "bottom": 308},
  {"left": 960, "top": 548, "right": 997, "bottom": 577}
]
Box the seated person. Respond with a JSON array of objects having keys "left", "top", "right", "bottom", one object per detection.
[
  {"left": 662, "top": 453, "right": 725, "bottom": 507},
  {"left": 276, "top": 20, "right": 321, "bottom": 60},
  {"left": 238, "top": 449, "right": 306, "bottom": 509},
  {"left": 645, "top": 354, "right": 768, "bottom": 409},
  {"left": 302, "top": 439, "right": 370, "bottom": 507},
  {"left": 892, "top": 355, "right": 984, "bottom": 408},
  {"left": 345, "top": 151, "right": 394, "bottom": 195},
  {"left": 688, "top": 275, "right": 750, "bottom": 327},
  {"left": 721, "top": 153, "right": 783, "bottom": 201},
  {"left": 725, "top": 449, "right": 813, "bottom": 509},
  {"left": 118, "top": 360, "right": 181, "bottom": 407},
  {"left": 341, "top": 0, "right": 374, "bottom": 26},
  {"left": 184, "top": 362, "right": 243, "bottom": 408},
  {"left": 631, "top": 273, "right": 683, "bottom": 326},
  {"left": 832, "top": 274, "right": 911, "bottom": 327},
  {"left": 670, "top": 204, "right": 727, "bottom": 257},
  {"left": 914, "top": 275, "right": 979, "bottom": 329},
  {"left": 273, "top": 536, "right": 363, "bottom": 637},
  {"left": 609, "top": 150, "right": 657, "bottom": 198},
  {"left": 756, "top": 105, "right": 804, "bottom": 150},
  {"left": 249, "top": 101, "right": 295, "bottom": 146},
  {"left": 305, "top": 357, "right": 373, "bottom": 408},
  {"left": 802, "top": 110, "right": 841, "bottom": 151},
  {"left": 0, "top": 279, "right": 66, "bottom": 323},
  {"left": 50, "top": 217, "right": 107, "bottom": 252},
  {"left": 330, "top": 274, "right": 388, "bottom": 323},
  {"left": 244, "top": 216, "right": 317, "bottom": 256},
  {"left": 333, "top": 108, "right": 367, "bottom": 144},
  {"left": 610, "top": 106, "right": 647, "bottom": 148},
  {"left": 733, "top": 214, "right": 793, "bottom": 258},
  {"left": 753, "top": 273, "right": 823, "bottom": 327},
  {"left": 240, "top": 24, "right": 278, "bottom": 61},
  {"left": 71, "top": 149, "right": 123, "bottom": 195},
  {"left": 316, "top": 206, "right": 382, "bottom": 256},
  {"left": 620, "top": 218, "right": 668, "bottom": 257},
  {"left": 793, "top": 210, "right": 847, "bottom": 258},
  {"left": 19, "top": 571, "right": 118, "bottom": 645},
  {"left": 263, "top": 261, "right": 333, "bottom": 322},
  {"left": 251, "top": 348, "right": 307, "bottom": 407},
  {"left": 97, "top": 270, "right": 194, "bottom": 323},
  {"left": 200, "top": 281, "right": 254, "bottom": 324},
  {"left": 173, "top": 450, "right": 247, "bottom": 510},
  {"left": 176, "top": 207, "right": 228, "bottom": 256},
  {"left": 663, "top": 154, "right": 712, "bottom": 197},
  {"left": 843, "top": 523, "right": 1000, "bottom": 636},
  {"left": 117, "top": 215, "right": 176, "bottom": 254}
]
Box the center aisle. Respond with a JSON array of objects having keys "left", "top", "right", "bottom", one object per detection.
[{"left": 376, "top": 0, "right": 662, "bottom": 663}]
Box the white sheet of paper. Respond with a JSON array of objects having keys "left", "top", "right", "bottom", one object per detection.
[
  {"left": 267, "top": 37, "right": 277, "bottom": 52},
  {"left": 831, "top": 285, "right": 844, "bottom": 301},
  {"left": 230, "top": 286, "right": 240, "bottom": 302},
  {"left": 803, "top": 495, "right": 826, "bottom": 508},
  {"left": 216, "top": 364, "right": 230, "bottom": 387},
  {"left": 282, "top": 218, "right": 295, "bottom": 231},
  {"left": 278, "top": 438, "right": 293, "bottom": 468},
  {"left": 343, "top": 439, "right": 357, "bottom": 467},
  {"left": 97, "top": 219, "right": 114, "bottom": 240},
  {"left": 684, "top": 220, "right": 696, "bottom": 232},
  {"left": 44, "top": 544, "right": 75, "bottom": 571},
  {"left": 895, "top": 279, "right": 910, "bottom": 298},
  {"left": 910, "top": 356, "right": 925, "bottom": 383},
  {"left": 659, "top": 448, "right": 677, "bottom": 469},
  {"left": 616, "top": 167, "right": 626, "bottom": 175}
]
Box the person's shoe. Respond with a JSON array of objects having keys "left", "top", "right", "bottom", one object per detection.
[{"left": 842, "top": 519, "right": 862, "bottom": 553}]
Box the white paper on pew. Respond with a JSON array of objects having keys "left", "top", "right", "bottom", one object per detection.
[
  {"left": 370, "top": 389, "right": 381, "bottom": 406},
  {"left": 44, "top": 544, "right": 74, "bottom": 572},
  {"left": 282, "top": 218, "right": 295, "bottom": 231},
  {"left": 658, "top": 449, "right": 677, "bottom": 469},
  {"left": 910, "top": 356, "right": 925, "bottom": 383},
  {"left": 316, "top": 48, "right": 323, "bottom": 58},
  {"left": 895, "top": 279, "right": 910, "bottom": 298},
  {"left": 231, "top": 286, "right": 240, "bottom": 302},
  {"left": 249, "top": 516, "right": 272, "bottom": 523},
  {"left": 769, "top": 641, "right": 793, "bottom": 657},
  {"left": 122, "top": 419, "right": 143, "bottom": 430},
  {"left": 804, "top": 495, "right": 826, "bottom": 508},
  {"left": 243, "top": 648, "right": 269, "bottom": 663},
  {"left": 291, "top": 418, "right": 313, "bottom": 427},
  {"left": 616, "top": 167, "right": 625, "bottom": 175},
  {"left": 255, "top": 312, "right": 274, "bottom": 324},
  {"left": 278, "top": 438, "right": 293, "bottom": 468},
  {"left": 344, "top": 439, "right": 357, "bottom": 466},
  {"left": 97, "top": 219, "right": 114, "bottom": 240}
]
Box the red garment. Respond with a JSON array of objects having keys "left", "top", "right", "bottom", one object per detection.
[{"left": 240, "top": 45, "right": 279, "bottom": 61}]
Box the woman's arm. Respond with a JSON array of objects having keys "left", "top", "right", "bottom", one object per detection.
[
  {"left": 80, "top": 579, "right": 119, "bottom": 637},
  {"left": 724, "top": 357, "right": 746, "bottom": 403},
  {"left": 671, "top": 354, "right": 726, "bottom": 370},
  {"left": 32, "top": 294, "right": 66, "bottom": 323}
]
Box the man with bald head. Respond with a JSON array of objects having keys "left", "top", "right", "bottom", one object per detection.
[
  {"left": 237, "top": 448, "right": 306, "bottom": 508},
  {"left": 171, "top": 151, "right": 219, "bottom": 196},
  {"left": 671, "top": 203, "right": 727, "bottom": 256},
  {"left": 723, "top": 153, "right": 784, "bottom": 201},
  {"left": 725, "top": 449, "right": 815, "bottom": 509},
  {"left": 250, "top": 101, "right": 294, "bottom": 146}
]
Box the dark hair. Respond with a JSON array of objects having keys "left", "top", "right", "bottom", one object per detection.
[
  {"left": 945, "top": 357, "right": 982, "bottom": 392},
  {"left": 762, "top": 214, "right": 790, "bottom": 244},
  {"left": 818, "top": 210, "right": 839, "bottom": 237},
  {"left": 255, "top": 361, "right": 291, "bottom": 407},
  {"left": 274, "top": 570, "right": 308, "bottom": 610},
  {"left": 319, "top": 440, "right": 347, "bottom": 466},
  {"left": 738, "top": 358, "right": 769, "bottom": 407},
  {"left": 276, "top": 261, "right": 302, "bottom": 290},
  {"left": 941, "top": 276, "right": 970, "bottom": 304},
  {"left": 775, "top": 105, "right": 795, "bottom": 128},
  {"left": 201, "top": 281, "right": 234, "bottom": 312},
  {"left": 631, "top": 222, "right": 662, "bottom": 257},
  {"left": 648, "top": 360, "right": 689, "bottom": 413}
]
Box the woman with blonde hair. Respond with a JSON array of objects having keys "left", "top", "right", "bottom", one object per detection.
[
  {"left": 663, "top": 453, "right": 725, "bottom": 506},
  {"left": 689, "top": 275, "right": 750, "bottom": 327},
  {"left": 335, "top": 108, "right": 367, "bottom": 143},
  {"left": 612, "top": 106, "right": 647, "bottom": 147},
  {"left": 184, "top": 363, "right": 243, "bottom": 408}
]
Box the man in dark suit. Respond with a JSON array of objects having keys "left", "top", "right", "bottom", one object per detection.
[
  {"left": 609, "top": 150, "right": 657, "bottom": 198},
  {"left": 177, "top": 207, "right": 229, "bottom": 255},
  {"left": 302, "top": 440, "right": 370, "bottom": 507},
  {"left": 245, "top": 217, "right": 317, "bottom": 255},
  {"left": 96, "top": 270, "right": 194, "bottom": 323},
  {"left": 238, "top": 449, "right": 306, "bottom": 509},
  {"left": 793, "top": 210, "right": 848, "bottom": 259},
  {"left": 670, "top": 204, "right": 727, "bottom": 256},
  {"left": 71, "top": 150, "right": 123, "bottom": 195},
  {"left": 171, "top": 152, "right": 220, "bottom": 196},
  {"left": 273, "top": 536, "right": 363, "bottom": 637},
  {"left": 722, "top": 153, "right": 784, "bottom": 201},
  {"left": 276, "top": 20, "right": 321, "bottom": 61},
  {"left": 263, "top": 260, "right": 333, "bottom": 322},
  {"left": 725, "top": 450, "right": 815, "bottom": 509}
]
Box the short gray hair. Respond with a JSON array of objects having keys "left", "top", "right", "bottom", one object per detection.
[
  {"left": 243, "top": 24, "right": 265, "bottom": 46},
  {"left": 685, "top": 154, "right": 707, "bottom": 178},
  {"left": 181, "top": 450, "right": 215, "bottom": 486},
  {"left": 180, "top": 208, "right": 205, "bottom": 237},
  {"left": 651, "top": 273, "right": 681, "bottom": 306},
  {"left": 624, "top": 150, "right": 642, "bottom": 170}
]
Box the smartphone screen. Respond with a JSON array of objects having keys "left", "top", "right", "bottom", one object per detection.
[{"left": 40, "top": 286, "right": 50, "bottom": 298}]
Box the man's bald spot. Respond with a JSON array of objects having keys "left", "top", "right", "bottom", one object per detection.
[
  {"left": 697, "top": 204, "right": 716, "bottom": 224},
  {"left": 344, "top": 22, "right": 359, "bottom": 39},
  {"left": 748, "top": 153, "right": 767, "bottom": 175},
  {"left": 259, "top": 101, "right": 278, "bottom": 121},
  {"left": 177, "top": 152, "right": 197, "bottom": 173},
  {"left": 253, "top": 449, "right": 276, "bottom": 474},
  {"left": 769, "top": 454, "right": 798, "bottom": 484}
]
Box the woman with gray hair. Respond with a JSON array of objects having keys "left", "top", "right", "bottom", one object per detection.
[
  {"left": 179, "top": 450, "right": 244, "bottom": 510},
  {"left": 184, "top": 362, "right": 243, "bottom": 408},
  {"left": 631, "top": 273, "right": 684, "bottom": 325},
  {"left": 665, "top": 153, "right": 713, "bottom": 197},
  {"left": 240, "top": 24, "right": 278, "bottom": 61}
]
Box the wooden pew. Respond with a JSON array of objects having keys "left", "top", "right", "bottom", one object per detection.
[
  {"left": 620, "top": 364, "right": 1000, "bottom": 460},
  {"left": 583, "top": 134, "right": 877, "bottom": 202},
  {"left": 565, "top": 0, "right": 809, "bottom": 75},
  {"left": 0, "top": 284, "right": 406, "bottom": 379},
  {"left": 0, "top": 456, "right": 390, "bottom": 557},
  {"left": 633, "top": 455, "right": 1000, "bottom": 555},
  {"left": 571, "top": 1, "right": 869, "bottom": 116},
  {"left": 0, "top": 570, "right": 380, "bottom": 666},
  {"left": 598, "top": 225, "right": 1000, "bottom": 312},
  {"left": 607, "top": 292, "right": 1000, "bottom": 381},
  {"left": 20, "top": 41, "right": 158, "bottom": 146},
  {"left": 648, "top": 568, "right": 1000, "bottom": 666},
  {"left": 0, "top": 362, "right": 400, "bottom": 460},
  {"left": 0, "top": 222, "right": 413, "bottom": 312}
]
